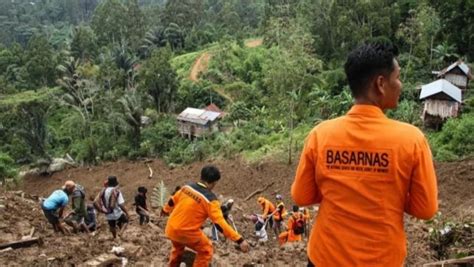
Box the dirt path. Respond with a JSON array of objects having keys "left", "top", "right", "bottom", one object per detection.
[
  {"left": 188, "top": 39, "right": 263, "bottom": 103},
  {"left": 189, "top": 52, "right": 211, "bottom": 82}
]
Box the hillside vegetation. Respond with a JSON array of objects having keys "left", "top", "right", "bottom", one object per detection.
[{"left": 0, "top": 0, "right": 473, "bottom": 177}]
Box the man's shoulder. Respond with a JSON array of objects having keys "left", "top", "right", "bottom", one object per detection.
[
  {"left": 386, "top": 119, "right": 425, "bottom": 139},
  {"left": 186, "top": 183, "right": 218, "bottom": 202},
  {"left": 307, "top": 117, "right": 345, "bottom": 137}
]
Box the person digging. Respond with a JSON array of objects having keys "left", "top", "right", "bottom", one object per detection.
[
  {"left": 41, "top": 180, "right": 76, "bottom": 234},
  {"left": 161, "top": 165, "right": 250, "bottom": 267}
]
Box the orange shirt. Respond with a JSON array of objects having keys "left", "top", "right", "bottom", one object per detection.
[
  {"left": 259, "top": 198, "right": 276, "bottom": 219},
  {"left": 274, "top": 201, "right": 287, "bottom": 221},
  {"left": 292, "top": 105, "right": 438, "bottom": 266},
  {"left": 164, "top": 182, "right": 242, "bottom": 243},
  {"left": 287, "top": 212, "right": 303, "bottom": 241}
]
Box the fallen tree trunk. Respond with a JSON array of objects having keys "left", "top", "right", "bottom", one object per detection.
[
  {"left": 0, "top": 237, "right": 43, "bottom": 250},
  {"left": 244, "top": 182, "right": 274, "bottom": 201}
]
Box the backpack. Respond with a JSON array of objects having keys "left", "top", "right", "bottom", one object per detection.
[
  {"left": 94, "top": 188, "right": 118, "bottom": 214},
  {"left": 293, "top": 214, "right": 305, "bottom": 235}
]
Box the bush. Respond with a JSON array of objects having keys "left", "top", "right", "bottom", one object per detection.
[
  {"left": 387, "top": 99, "right": 422, "bottom": 126},
  {"left": 0, "top": 152, "right": 17, "bottom": 184},
  {"left": 430, "top": 114, "right": 474, "bottom": 161}
]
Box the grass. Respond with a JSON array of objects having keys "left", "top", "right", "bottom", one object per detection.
[{"left": 0, "top": 87, "right": 62, "bottom": 107}]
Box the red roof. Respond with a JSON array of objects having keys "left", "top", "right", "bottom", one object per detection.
[
  {"left": 205, "top": 104, "right": 225, "bottom": 118},
  {"left": 205, "top": 103, "right": 223, "bottom": 113}
]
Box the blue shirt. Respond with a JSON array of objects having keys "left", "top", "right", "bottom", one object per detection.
[{"left": 43, "top": 190, "right": 69, "bottom": 211}]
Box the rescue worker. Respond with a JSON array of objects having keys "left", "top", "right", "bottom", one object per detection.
[
  {"left": 65, "top": 183, "right": 88, "bottom": 233},
  {"left": 257, "top": 196, "right": 276, "bottom": 230},
  {"left": 273, "top": 194, "right": 287, "bottom": 235},
  {"left": 162, "top": 165, "right": 249, "bottom": 267},
  {"left": 278, "top": 205, "right": 304, "bottom": 245},
  {"left": 301, "top": 207, "right": 311, "bottom": 238},
  {"left": 41, "top": 180, "right": 76, "bottom": 234},
  {"left": 292, "top": 42, "right": 438, "bottom": 266}
]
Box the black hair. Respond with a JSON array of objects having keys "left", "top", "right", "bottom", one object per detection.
[
  {"left": 173, "top": 186, "right": 181, "bottom": 195},
  {"left": 138, "top": 186, "right": 147, "bottom": 194},
  {"left": 344, "top": 41, "right": 399, "bottom": 98},
  {"left": 293, "top": 205, "right": 299, "bottom": 212},
  {"left": 107, "top": 175, "right": 118, "bottom": 187},
  {"left": 200, "top": 165, "right": 221, "bottom": 183}
]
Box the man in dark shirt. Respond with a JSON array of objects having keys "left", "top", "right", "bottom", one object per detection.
[{"left": 134, "top": 186, "right": 150, "bottom": 225}]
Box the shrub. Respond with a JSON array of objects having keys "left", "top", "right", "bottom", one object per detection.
[
  {"left": 0, "top": 152, "right": 17, "bottom": 184},
  {"left": 430, "top": 114, "right": 474, "bottom": 161}
]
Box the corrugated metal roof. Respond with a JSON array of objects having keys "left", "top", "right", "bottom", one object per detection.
[
  {"left": 420, "top": 79, "right": 462, "bottom": 103},
  {"left": 177, "top": 107, "right": 221, "bottom": 125},
  {"left": 437, "top": 60, "right": 472, "bottom": 79}
]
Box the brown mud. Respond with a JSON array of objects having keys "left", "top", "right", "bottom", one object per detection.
[{"left": 0, "top": 158, "right": 472, "bottom": 266}]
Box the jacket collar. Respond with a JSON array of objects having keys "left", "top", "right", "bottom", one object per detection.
[{"left": 347, "top": 104, "right": 386, "bottom": 118}]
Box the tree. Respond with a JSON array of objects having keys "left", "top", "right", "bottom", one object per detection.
[
  {"left": 140, "top": 48, "right": 178, "bottom": 112},
  {"left": 56, "top": 56, "right": 99, "bottom": 137},
  {"left": 118, "top": 91, "right": 145, "bottom": 150},
  {"left": 432, "top": 41, "right": 460, "bottom": 68},
  {"left": 263, "top": 16, "right": 321, "bottom": 164},
  {"left": 125, "top": 0, "right": 146, "bottom": 50},
  {"left": 91, "top": 0, "right": 128, "bottom": 47},
  {"left": 70, "top": 25, "right": 98, "bottom": 61},
  {"left": 24, "top": 35, "right": 57, "bottom": 88},
  {"left": 15, "top": 102, "right": 49, "bottom": 159}
]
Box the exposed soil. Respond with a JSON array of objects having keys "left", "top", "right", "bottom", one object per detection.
[
  {"left": 0, "top": 158, "right": 472, "bottom": 266},
  {"left": 189, "top": 52, "right": 211, "bottom": 82}
]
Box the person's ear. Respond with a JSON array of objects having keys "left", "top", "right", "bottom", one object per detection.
[{"left": 375, "top": 75, "right": 386, "bottom": 96}]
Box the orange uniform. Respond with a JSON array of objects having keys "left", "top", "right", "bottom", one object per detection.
[
  {"left": 292, "top": 105, "right": 438, "bottom": 266},
  {"left": 278, "top": 211, "right": 303, "bottom": 245},
  {"left": 257, "top": 197, "right": 276, "bottom": 219},
  {"left": 163, "top": 182, "right": 243, "bottom": 267},
  {"left": 274, "top": 201, "right": 287, "bottom": 221}
]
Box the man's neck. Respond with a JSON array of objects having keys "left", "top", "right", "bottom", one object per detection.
[{"left": 354, "top": 98, "right": 385, "bottom": 111}]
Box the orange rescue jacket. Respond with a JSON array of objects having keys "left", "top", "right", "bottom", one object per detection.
[
  {"left": 292, "top": 105, "right": 438, "bottom": 266},
  {"left": 164, "top": 182, "right": 243, "bottom": 244},
  {"left": 257, "top": 197, "right": 276, "bottom": 219}
]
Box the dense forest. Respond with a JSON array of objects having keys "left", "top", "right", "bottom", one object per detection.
[{"left": 0, "top": 0, "right": 473, "bottom": 180}]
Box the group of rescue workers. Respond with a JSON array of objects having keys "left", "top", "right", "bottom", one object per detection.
[{"left": 40, "top": 42, "right": 439, "bottom": 267}]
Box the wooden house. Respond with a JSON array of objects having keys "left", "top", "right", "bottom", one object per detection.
[
  {"left": 177, "top": 107, "right": 222, "bottom": 139},
  {"left": 420, "top": 79, "right": 462, "bottom": 129},
  {"left": 433, "top": 60, "right": 472, "bottom": 97}
]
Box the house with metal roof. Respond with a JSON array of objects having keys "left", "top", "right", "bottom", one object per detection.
[
  {"left": 432, "top": 60, "right": 472, "bottom": 93},
  {"left": 177, "top": 107, "right": 222, "bottom": 138},
  {"left": 420, "top": 79, "right": 462, "bottom": 129}
]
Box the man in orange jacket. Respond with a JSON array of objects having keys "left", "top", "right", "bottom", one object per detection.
[
  {"left": 278, "top": 205, "right": 304, "bottom": 245},
  {"left": 273, "top": 194, "right": 287, "bottom": 235},
  {"left": 292, "top": 42, "right": 438, "bottom": 266},
  {"left": 162, "top": 165, "right": 249, "bottom": 267},
  {"left": 257, "top": 196, "right": 276, "bottom": 230}
]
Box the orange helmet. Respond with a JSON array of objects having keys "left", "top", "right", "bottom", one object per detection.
[{"left": 257, "top": 197, "right": 265, "bottom": 204}]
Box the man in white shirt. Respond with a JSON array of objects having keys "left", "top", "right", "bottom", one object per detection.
[{"left": 104, "top": 176, "right": 129, "bottom": 239}]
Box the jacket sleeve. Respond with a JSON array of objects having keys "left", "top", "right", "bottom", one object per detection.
[
  {"left": 291, "top": 129, "right": 323, "bottom": 206},
  {"left": 262, "top": 201, "right": 270, "bottom": 218},
  {"left": 162, "top": 189, "right": 181, "bottom": 215},
  {"left": 208, "top": 200, "right": 243, "bottom": 243},
  {"left": 405, "top": 136, "right": 438, "bottom": 219}
]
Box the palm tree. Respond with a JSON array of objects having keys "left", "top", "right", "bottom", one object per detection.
[
  {"left": 432, "top": 41, "right": 460, "bottom": 67},
  {"left": 118, "top": 92, "right": 144, "bottom": 150}
]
